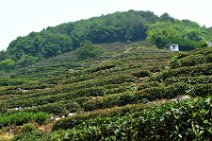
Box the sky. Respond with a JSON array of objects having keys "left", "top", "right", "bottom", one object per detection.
[{"left": 0, "top": 0, "right": 212, "bottom": 51}]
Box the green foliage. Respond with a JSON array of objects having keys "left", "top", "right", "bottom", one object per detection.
[
  {"left": 51, "top": 97, "right": 212, "bottom": 141},
  {"left": 12, "top": 118, "right": 46, "bottom": 141},
  {"left": 75, "top": 41, "right": 105, "bottom": 60},
  {"left": 87, "top": 64, "right": 116, "bottom": 73},
  {"left": 1, "top": 10, "right": 210, "bottom": 70},
  {"left": 0, "top": 59, "right": 15, "bottom": 70},
  {"left": 0, "top": 42, "right": 212, "bottom": 140},
  {"left": 169, "top": 48, "right": 212, "bottom": 69},
  {"left": 151, "top": 63, "right": 212, "bottom": 82},
  {"left": 0, "top": 78, "right": 25, "bottom": 86},
  {"left": 12, "top": 131, "right": 44, "bottom": 141},
  {"left": 4, "top": 10, "right": 153, "bottom": 65},
  {"left": 33, "top": 112, "right": 50, "bottom": 124},
  {"left": 146, "top": 21, "right": 207, "bottom": 50},
  {"left": 24, "top": 102, "right": 81, "bottom": 116},
  {"left": 16, "top": 55, "right": 38, "bottom": 67},
  {"left": 147, "top": 22, "right": 180, "bottom": 48},
  {"left": 132, "top": 70, "right": 151, "bottom": 77},
  {"left": 19, "top": 123, "right": 37, "bottom": 133},
  {"left": 0, "top": 112, "right": 49, "bottom": 128},
  {"left": 7, "top": 32, "right": 73, "bottom": 59},
  {"left": 0, "top": 50, "right": 8, "bottom": 61},
  {"left": 52, "top": 103, "right": 153, "bottom": 131},
  {"left": 160, "top": 13, "right": 175, "bottom": 22}
]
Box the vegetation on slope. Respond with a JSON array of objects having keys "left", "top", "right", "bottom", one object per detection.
[
  {"left": 0, "top": 41, "right": 211, "bottom": 140},
  {"left": 48, "top": 47, "right": 212, "bottom": 141},
  {"left": 0, "top": 10, "right": 211, "bottom": 70},
  {"left": 50, "top": 97, "right": 211, "bottom": 141}
]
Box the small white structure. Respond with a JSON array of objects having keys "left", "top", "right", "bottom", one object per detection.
[
  {"left": 166, "top": 44, "right": 179, "bottom": 51},
  {"left": 206, "top": 41, "right": 212, "bottom": 47}
]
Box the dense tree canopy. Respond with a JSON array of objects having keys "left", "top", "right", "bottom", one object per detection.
[
  {"left": 0, "top": 10, "right": 211, "bottom": 69},
  {"left": 7, "top": 32, "right": 73, "bottom": 59},
  {"left": 147, "top": 21, "right": 208, "bottom": 50},
  {"left": 0, "top": 51, "right": 8, "bottom": 61},
  {"left": 146, "top": 22, "right": 180, "bottom": 48}
]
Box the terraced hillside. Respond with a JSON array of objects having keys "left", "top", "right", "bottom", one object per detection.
[
  {"left": 49, "top": 47, "right": 212, "bottom": 141},
  {"left": 0, "top": 43, "right": 211, "bottom": 141}
]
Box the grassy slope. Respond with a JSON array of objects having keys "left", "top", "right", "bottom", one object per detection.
[{"left": 0, "top": 42, "right": 211, "bottom": 140}]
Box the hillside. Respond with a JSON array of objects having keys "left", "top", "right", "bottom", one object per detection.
[
  {"left": 0, "top": 9, "right": 211, "bottom": 141},
  {"left": 49, "top": 47, "right": 212, "bottom": 141},
  {"left": 0, "top": 41, "right": 211, "bottom": 140},
  {"left": 0, "top": 10, "right": 212, "bottom": 70}
]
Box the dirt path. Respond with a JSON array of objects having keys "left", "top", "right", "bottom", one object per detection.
[{"left": 0, "top": 130, "right": 14, "bottom": 141}]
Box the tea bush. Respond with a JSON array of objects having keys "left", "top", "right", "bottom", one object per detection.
[
  {"left": 0, "top": 112, "right": 49, "bottom": 128},
  {"left": 19, "top": 123, "right": 37, "bottom": 133},
  {"left": 52, "top": 102, "right": 160, "bottom": 131},
  {"left": 23, "top": 101, "right": 81, "bottom": 116},
  {"left": 12, "top": 130, "right": 44, "bottom": 141},
  {"left": 132, "top": 70, "right": 151, "bottom": 78},
  {"left": 150, "top": 63, "right": 212, "bottom": 82},
  {"left": 177, "top": 54, "right": 207, "bottom": 67},
  {"left": 51, "top": 97, "right": 212, "bottom": 141}
]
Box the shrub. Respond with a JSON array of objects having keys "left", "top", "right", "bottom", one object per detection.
[
  {"left": 187, "top": 84, "right": 212, "bottom": 97},
  {"left": 150, "top": 63, "right": 212, "bottom": 82},
  {"left": 0, "top": 59, "right": 15, "bottom": 70},
  {"left": 77, "top": 87, "right": 105, "bottom": 97},
  {"left": 12, "top": 131, "right": 44, "bottom": 141},
  {"left": 180, "top": 54, "right": 206, "bottom": 67},
  {"left": 16, "top": 55, "right": 38, "bottom": 67},
  {"left": 33, "top": 112, "right": 50, "bottom": 124},
  {"left": 164, "top": 76, "right": 212, "bottom": 85},
  {"left": 170, "top": 60, "right": 180, "bottom": 69},
  {"left": 137, "top": 82, "right": 161, "bottom": 90},
  {"left": 75, "top": 41, "right": 105, "bottom": 60},
  {"left": 20, "top": 123, "right": 37, "bottom": 133},
  {"left": 64, "top": 102, "right": 81, "bottom": 113},
  {"left": 0, "top": 112, "right": 49, "bottom": 128},
  {"left": 88, "top": 64, "right": 116, "bottom": 73},
  {"left": 51, "top": 97, "right": 212, "bottom": 141},
  {"left": 82, "top": 92, "right": 135, "bottom": 111},
  {"left": 206, "top": 53, "right": 212, "bottom": 62},
  {"left": 164, "top": 82, "right": 189, "bottom": 98},
  {"left": 0, "top": 79, "right": 25, "bottom": 86},
  {"left": 137, "top": 86, "right": 165, "bottom": 101},
  {"left": 174, "top": 52, "right": 189, "bottom": 60},
  {"left": 26, "top": 103, "right": 69, "bottom": 116},
  {"left": 135, "top": 97, "right": 212, "bottom": 141},
  {"left": 132, "top": 70, "right": 150, "bottom": 78}
]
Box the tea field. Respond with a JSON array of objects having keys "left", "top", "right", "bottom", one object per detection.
[{"left": 0, "top": 43, "right": 211, "bottom": 141}]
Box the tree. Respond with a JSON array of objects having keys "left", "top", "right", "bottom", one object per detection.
[
  {"left": 16, "top": 55, "right": 38, "bottom": 67},
  {"left": 160, "top": 13, "right": 175, "bottom": 22},
  {"left": 2, "top": 10, "right": 212, "bottom": 65},
  {"left": 182, "top": 29, "right": 202, "bottom": 41},
  {"left": 0, "top": 51, "right": 8, "bottom": 61},
  {"left": 0, "top": 59, "right": 15, "bottom": 70},
  {"left": 146, "top": 22, "right": 180, "bottom": 48},
  {"left": 147, "top": 21, "right": 207, "bottom": 50},
  {"left": 75, "top": 41, "right": 105, "bottom": 60}
]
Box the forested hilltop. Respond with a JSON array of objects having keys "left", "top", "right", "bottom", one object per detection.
[{"left": 0, "top": 10, "right": 212, "bottom": 70}]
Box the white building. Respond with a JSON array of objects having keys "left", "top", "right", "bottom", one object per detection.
[
  {"left": 166, "top": 44, "right": 179, "bottom": 51},
  {"left": 206, "top": 41, "right": 212, "bottom": 47}
]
